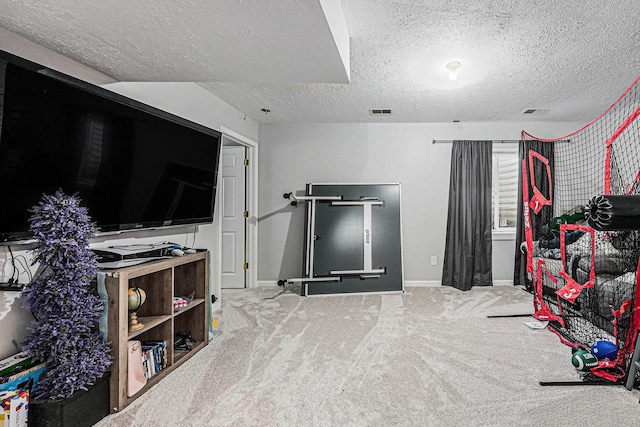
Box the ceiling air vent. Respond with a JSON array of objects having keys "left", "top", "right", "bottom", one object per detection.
[
  {"left": 370, "top": 109, "right": 392, "bottom": 115},
  {"left": 522, "top": 109, "right": 536, "bottom": 114}
]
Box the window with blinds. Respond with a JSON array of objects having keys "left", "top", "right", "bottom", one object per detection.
[{"left": 492, "top": 146, "right": 519, "bottom": 232}]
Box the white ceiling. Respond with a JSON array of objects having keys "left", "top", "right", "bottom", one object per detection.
[{"left": 1, "top": 0, "right": 639, "bottom": 124}]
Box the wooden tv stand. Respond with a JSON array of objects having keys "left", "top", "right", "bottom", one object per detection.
[{"left": 101, "top": 252, "right": 209, "bottom": 413}]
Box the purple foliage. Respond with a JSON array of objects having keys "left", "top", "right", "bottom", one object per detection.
[{"left": 21, "top": 190, "right": 111, "bottom": 400}]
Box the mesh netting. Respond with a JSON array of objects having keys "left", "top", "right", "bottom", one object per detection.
[{"left": 522, "top": 76, "right": 640, "bottom": 384}]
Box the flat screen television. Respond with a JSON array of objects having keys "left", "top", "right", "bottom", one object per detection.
[{"left": 0, "top": 51, "right": 222, "bottom": 243}]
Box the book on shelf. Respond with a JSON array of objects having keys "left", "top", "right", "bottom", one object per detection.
[
  {"left": 141, "top": 345, "right": 158, "bottom": 377},
  {"left": 140, "top": 348, "right": 152, "bottom": 380},
  {"left": 139, "top": 341, "right": 168, "bottom": 379},
  {"left": 145, "top": 348, "right": 156, "bottom": 378},
  {"left": 144, "top": 341, "right": 168, "bottom": 371}
]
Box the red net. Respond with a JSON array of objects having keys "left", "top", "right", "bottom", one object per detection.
[{"left": 522, "top": 76, "right": 640, "bottom": 383}]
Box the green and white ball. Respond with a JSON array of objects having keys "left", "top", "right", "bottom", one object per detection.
[{"left": 571, "top": 349, "right": 599, "bottom": 371}]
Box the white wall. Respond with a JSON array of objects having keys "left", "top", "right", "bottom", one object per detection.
[
  {"left": 0, "top": 30, "right": 258, "bottom": 359},
  {"left": 257, "top": 121, "right": 584, "bottom": 285}
]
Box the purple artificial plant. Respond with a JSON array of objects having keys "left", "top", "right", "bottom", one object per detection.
[{"left": 21, "top": 190, "right": 111, "bottom": 400}]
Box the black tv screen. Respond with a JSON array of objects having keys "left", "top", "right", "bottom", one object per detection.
[{"left": 0, "top": 51, "right": 222, "bottom": 243}]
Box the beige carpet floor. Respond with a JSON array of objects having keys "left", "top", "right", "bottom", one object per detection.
[{"left": 95, "top": 285, "right": 640, "bottom": 426}]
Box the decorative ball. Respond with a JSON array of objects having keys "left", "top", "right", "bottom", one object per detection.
[
  {"left": 591, "top": 340, "right": 618, "bottom": 361},
  {"left": 128, "top": 287, "right": 146, "bottom": 311},
  {"left": 571, "top": 350, "right": 599, "bottom": 371}
]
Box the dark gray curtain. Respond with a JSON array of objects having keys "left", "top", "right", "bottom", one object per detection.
[
  {"left": 442, "top": 140, "right": 493, "bottom": 291},
  {"left": 514, "top": 141, "right": 527, "bottom": 287},
  {"left": 513, "top": 140, "right": 555, "bottom": 289}
]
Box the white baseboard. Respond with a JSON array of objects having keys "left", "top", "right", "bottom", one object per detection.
[
  {"left": 404, "top": 280, "right": 442, "bottom": 287},
  {"left": 404, "top": 279, "right": 514, "bottom": 287},
  {"left": 493, "top": 279, "right": 514, "bottom": 286},
  {"left": 258, "top": 279, "right": 514, "bottom": 288},
  {"left": 257, "top": 280, "right": 280, "bottom": 288}
]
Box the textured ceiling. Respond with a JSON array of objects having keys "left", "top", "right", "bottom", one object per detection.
[{"left": 1, "top": 0, "right": 639, "bottom": 124}]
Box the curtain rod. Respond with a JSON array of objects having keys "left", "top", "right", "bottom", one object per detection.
[
  {"left": 432, "top": 139, "right": 520, "bottom": 144},
  {"left": 431, "top": 139, "right": 570, "bottom": 144}
]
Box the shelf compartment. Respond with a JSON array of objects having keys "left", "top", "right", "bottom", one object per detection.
[
  {"left": 174, "top": 259, "right": 206, "bottom": 300},
  {"left": 135, "top": 322, "right": 173, "bottom": 344},
  {"left": 173, "top": 298, "right": 205, "bottom": 314},
  {"left": 174, "top": 303, "right": 206, "bottom": 344},
  {"left": 128, "top": 315, "right": 171, "bottom": 339},
  {"left": 174, "top": 340, "right": 206, "bottom": 365},
  {"left": 129, "top": 269, "right": 173, "bottom": 317}
]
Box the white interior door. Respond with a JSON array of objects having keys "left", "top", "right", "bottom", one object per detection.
[{"left": 221, "top": 145, "right": 246, "bottom": 288}]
